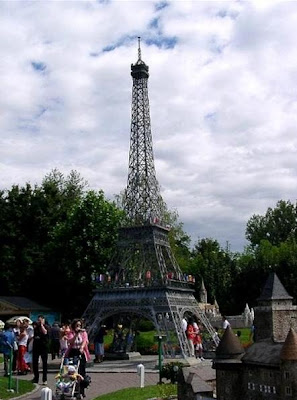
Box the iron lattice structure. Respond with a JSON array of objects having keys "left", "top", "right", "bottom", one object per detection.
[
  {"left": 84, "top": 40, "right": 218, "bottom": 358},
  {"left": 123, "top": 39, "right": 164, "bottom": 227}
]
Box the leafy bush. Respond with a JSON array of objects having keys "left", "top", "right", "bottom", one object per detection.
[
  {"left": 137, "top": 319, "right": 155, "bottom": 332},
  {"left": 135, "top": 331, "right": 157, "bottom": 354},
  {"left": 161, "top": 361, "right": 183, "bottom": 384}
]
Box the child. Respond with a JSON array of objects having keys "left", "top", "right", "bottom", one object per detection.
[{"left": 56, "top": 365, "right": 84, "bottom": 394}]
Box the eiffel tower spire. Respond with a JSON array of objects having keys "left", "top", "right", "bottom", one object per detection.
[{"left": 124, "top": 37, "right": 164, "bottom": 226}]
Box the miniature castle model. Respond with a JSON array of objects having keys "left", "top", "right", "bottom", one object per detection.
[
  {"left": 214, "top": 273, "right": 297, "bottom": 400},
  {"left": 198, "top": 279, "right": 254, "bottom": 328}
]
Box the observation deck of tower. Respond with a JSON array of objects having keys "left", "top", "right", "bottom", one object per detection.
[{"left": 83, "top": 39, "right": 218, "bottom": 358}]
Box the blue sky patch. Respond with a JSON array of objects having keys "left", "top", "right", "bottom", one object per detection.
[
  {"left": 101, "top": 34, "right": 140, "bottom": 54},
  {"left": 209, "top": 36, "right": 228, "bottom": 55},
  {"left": 102, "top": 44, "right": 117, "bottom": 52},
  {"left": 204, "top": 112, "right": 217, "bottom": 122},
  {"left": 216, "top": 8, "right": 239, "bottom": 20},
  {"left": 145, "top": 36, "right": 177, "bottom": 49},
  {"left": 35, "top": 106, "right": 47, "bottom": 119},
  {"left": 155, "top": 1, "right": 169, "bottom": 11},
  {"left": 149, "top": 17, "right": 160, "bottom": 30},
  {"left": 99, "top": 33, "right": 177, "bottom": 56},
  {"left": 31, "top": 61, "right": 46, "bottom": 72}
]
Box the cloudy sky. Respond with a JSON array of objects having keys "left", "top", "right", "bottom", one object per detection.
[{"left": 1, "top": 0, "right": 297, "bottom": 252}]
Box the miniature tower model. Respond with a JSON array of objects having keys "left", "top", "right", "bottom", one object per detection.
[
  {"left": 200, "top": 279, "right": 208, "bottom": 304},
  {"left": 83, "top": 39, "right": 217, "bottom": 358}
]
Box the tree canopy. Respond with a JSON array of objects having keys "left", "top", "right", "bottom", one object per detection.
[
  {"left": 2, "top": 173, "right": 297, "bottom": 319},
  {"left": 0, "top": 170, "right": 124, "bottom": 317},
  {"left": 246, "top": 200, "right": 297, "bottom": 246}
]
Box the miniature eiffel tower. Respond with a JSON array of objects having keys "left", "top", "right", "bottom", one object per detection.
[{"left": 83, "top": 38, "right": 217, "bottom": 358}]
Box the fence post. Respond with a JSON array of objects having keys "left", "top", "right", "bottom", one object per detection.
[
  {"left": 137, "top": 363, "right": 145, "bottom": 388},
  {"left": 41, "top": 387, "right": 52, "bottom": 400}
]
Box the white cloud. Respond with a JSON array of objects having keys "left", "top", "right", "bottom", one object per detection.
[{"left": 1, "top": 0, "right": 297, "bottom": 251}]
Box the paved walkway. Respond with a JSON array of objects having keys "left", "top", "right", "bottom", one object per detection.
[
  {"left": 5, "top": 355, "right": 213, "bottom": 400},
  {"left": 7, "top": 356, "right": 161, "bottom": 400}
]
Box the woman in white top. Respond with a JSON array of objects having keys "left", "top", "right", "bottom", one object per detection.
[{"left": 17, "top": 324, "right": 29, "bottom": 374}]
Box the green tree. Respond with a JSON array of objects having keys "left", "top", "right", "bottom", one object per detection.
[
  {"left": 46, "top": 190, "right": 124, "bottom": 316},
  {"left": 190, "top": 238, "right": 238, "bottom": 313},
  {"left": 246, "top": 200, "right": 297, "bottom": 246},
  {"left": 166, "top": 209, "right": 191, "bottom": 272},
  {"left": 0, "top": 170, "right": 124, "bottom": 317}
]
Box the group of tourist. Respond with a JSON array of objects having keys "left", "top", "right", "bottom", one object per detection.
[
  {"left": 182, "top": 316, "right": 205, "bottom": 359},
  {"left": 182, "top": 315, "right": 230, "bottom": 358},
  {"left": 0, "top": 316, "right": 90, "bottom": 398}
]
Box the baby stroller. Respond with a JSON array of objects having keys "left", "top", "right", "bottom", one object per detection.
[{"left": 55, "top": 355, "right": 82, "bottom": 400}]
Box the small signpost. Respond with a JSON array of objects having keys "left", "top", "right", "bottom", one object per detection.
[
  {"left": 154, "top": 334, "right": 167, "bottom": 384},
  {"left": 7, "top": 344, "right": 13, "bottom": 392}
]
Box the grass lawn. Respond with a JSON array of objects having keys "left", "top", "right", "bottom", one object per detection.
[
  {"left": 94, "top": 384, "right": 177, "bottom": 400},
  {"left": 233, "top": 328, "right": 252, "bottom": 346},
  {"left": 0, "top": 377, "right": 35, "bottom": 399}
]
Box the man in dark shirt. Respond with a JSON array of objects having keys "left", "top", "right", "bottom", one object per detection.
[{"left": 32, "top": 315, "right": 49, "bottom": 385}]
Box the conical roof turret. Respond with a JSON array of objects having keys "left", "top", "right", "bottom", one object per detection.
[
  {"left": 216, "top": 326, "right": 244, "bottom": 359},
  {"left": 200, "top": 278, "right": 207, "bottom": 303},
  {"left": 257, "top": 273, "right": 292, "bottom": 302},
  {"left": 280, "top": 328, "right": 297, "bottom": 361}
]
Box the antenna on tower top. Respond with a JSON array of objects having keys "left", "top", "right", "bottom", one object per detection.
[{"left": 138, "top": 36, "right": 142, "bottom": 62}]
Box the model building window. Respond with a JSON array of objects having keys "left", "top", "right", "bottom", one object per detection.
[
  {"left": 286, "top": 386, "right": 292, "bottom": 396},
  {"left": 285, "top": 371, "right": 290, "bottom": 379},
  {"left": 264, "top": 372, "right": 268, "bottom": 380}
]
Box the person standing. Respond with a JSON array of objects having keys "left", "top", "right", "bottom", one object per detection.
[
  {"left": 23, "top": 318, "right": 34, "bottom": 373},
  {"left": 1, "top": 323, "right": 16, "bottom": 377},
  {"left": 222, "top": 316, "right": 231, "bottom": 330},
  {"left": 193, "top": 320, "right": 204, "bottom": 360},
  {"left": 17, "top": 324, "right": 29, "bottom": 374},
  {"left": 65, "top": 318, "right": 91, "bottom": 398},
  {"left": 12, "top": 319, "right": 21, "bottom": 373},
  {"left": 50, "top": 322, "right": 61, "bottom": 360},
  {"left": 59, "top": 322, "right": 71, "bottom": 355},
  {"left": 32, "top": 315, "right": 49, "bottom": 385},
  {"left": 186, "top": 318, "right": 196, "bottom": 357},
  {"left": 94, "top": 324, "right": 107, "bottom": 363}
]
